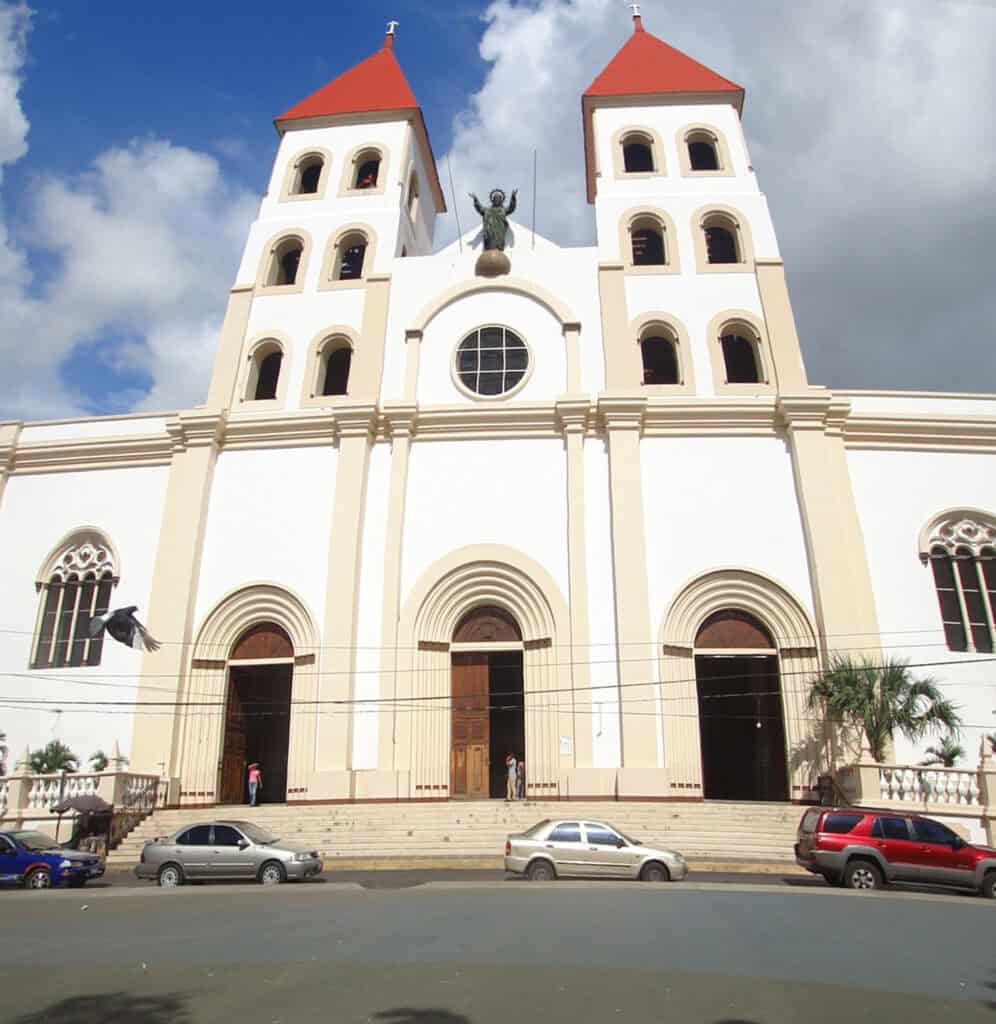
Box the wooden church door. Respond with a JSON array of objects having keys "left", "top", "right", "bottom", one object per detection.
[{"left": 451, "top": 653, "right": 489, "bottom": 799}]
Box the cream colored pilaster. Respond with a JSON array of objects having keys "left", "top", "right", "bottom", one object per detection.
[
  {"left": 0, "top": 422, "right": 22, "bottom": 511},
  {"left": 779, "top": 393, "right": 880, "bottom": 662},
  {"left": 314, "top": 404, "right": 378, "bottom": 793},
  {"left": 556, "top": 399, "right": 594, "bottom": 773},
  {"left": 403, "top": 330, "right": 422, "bottom": 402},
  {"left": 598, "top": 263, "right": 642, "bottom": 391},
  {"left": 205, "top": 286, "right": 255, "bottom": 409},
  {"left": 352, "top": 273, "right": 392, "bottom": 400},
  {"left": 756, "top": 259, "right": 809, "bottom": 392},
  {"left": 376, "top": 403, "right": 417, "bottom": 785},
  {"left": 599, "top": 396, "right": 666, "bottom": 794},
  {"left": 562, "top": 322, "right": 583, "bottom": 393},
  {"left": 131, "top": 411, "right": 227, "bottom": 780}
]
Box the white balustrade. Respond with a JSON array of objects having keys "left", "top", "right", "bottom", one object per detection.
[
  {"left": 26, "top": 772, "right": 101, "bottom": 811},
  {"left": 877, "top": 765, "right": 982, "bottom": 807}
]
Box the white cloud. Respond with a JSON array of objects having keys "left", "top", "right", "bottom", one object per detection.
[
  {"left": 0, "top": 4, "right": 258, "bottom": 420},
  {"left": 441, "top": 0, "right": 996, "bottom": 391}
]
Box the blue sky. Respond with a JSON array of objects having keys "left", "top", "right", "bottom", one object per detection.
[{"left": 1, "top": 0, "right": 994, "bottom": 419}]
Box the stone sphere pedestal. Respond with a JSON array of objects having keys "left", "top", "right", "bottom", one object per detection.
[{"left": 475, "top": 249, "right": 511, "bottom": 277}]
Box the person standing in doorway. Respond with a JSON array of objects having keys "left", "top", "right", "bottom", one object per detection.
[
  {"left": 247, "top": 763, "right": 262, "bottom": 807},
  {"left": 505, "top": 752, "right": 517, "bottom": 802},
  {"left": 517, "top": 757, "right": 525, "bottom": 800}
]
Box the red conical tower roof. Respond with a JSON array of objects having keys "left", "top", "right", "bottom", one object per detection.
[
  {"left": 582, "top": 15, "right": 744, "bottom": 202},
  {"left": 277, "top": 35, "right": 419, "bottom": 123},
  {"left": 275, "top": 30, "right": 446, "bottom": 212}
]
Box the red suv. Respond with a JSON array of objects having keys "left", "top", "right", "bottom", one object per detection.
[{"left": 796, "top": 807, "right": 996, "bottom": 897}]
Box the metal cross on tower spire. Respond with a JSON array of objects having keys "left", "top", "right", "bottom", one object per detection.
[{"left": 387, "top": 20, "right": 400, "bottom": 35}]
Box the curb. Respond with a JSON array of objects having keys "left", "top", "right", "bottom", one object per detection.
[{"left": 106, "top": 857, "right": 805, "bottom": 875}]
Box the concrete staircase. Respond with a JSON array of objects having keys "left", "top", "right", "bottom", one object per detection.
[{"left": 108, "top": 800, "right": 803, "bottom": 868}]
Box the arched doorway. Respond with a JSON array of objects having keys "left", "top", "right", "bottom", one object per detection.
[
  {"left": 694, "top": 610, "right": 788, "bottom": 801},
  {"left": 219, "top": 623, "right": 294, "bottom": 805},
  {"left": 450, "top": 606, "right": 525, "bottom": 800}
]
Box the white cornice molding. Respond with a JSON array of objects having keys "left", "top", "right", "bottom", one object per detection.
[
  {"left": 13, "top": 434, "right": 174, "bottom": 475},
  {"left": 645, "top": 398, "right": 779, "bottom": 436},
  {"left": 843, "top": 413, "right": 996, "bottom": 453}
]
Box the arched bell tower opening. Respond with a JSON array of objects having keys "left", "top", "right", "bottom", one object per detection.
[
  {"left": 220, "top": 622, "right": 294, "bottom": 805},
  {"left": 694, "top": 610, "right": 788, "bottom": 801},
  {"left": 450, "top": 606, "right": 525, "bottom": 800}
]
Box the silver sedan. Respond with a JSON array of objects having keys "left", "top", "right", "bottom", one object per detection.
[
  {"left": 504, "top": 819, "right": 688, "bottom": 882},
  {"left": 134, "top": 820, "right": 323, "bottom": 887}
]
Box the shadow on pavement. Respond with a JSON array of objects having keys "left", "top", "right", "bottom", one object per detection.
[
  {"left": 12, "top": 992, "right": 190, "bottom": 1024},
  {"left": 375, "top": 1011, "right": 471, "bottom": 1024}
]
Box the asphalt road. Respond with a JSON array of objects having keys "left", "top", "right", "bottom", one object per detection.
[{"left": 0, "top": 882, "right": 992, "bottom": 1023}]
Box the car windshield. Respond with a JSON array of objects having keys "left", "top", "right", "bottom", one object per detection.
[
  {"left": 14, "top": 832, "right": 61, "bottom": 852},
  {"left": 237, "top": 823, "right": 278, "bottom": 845}
]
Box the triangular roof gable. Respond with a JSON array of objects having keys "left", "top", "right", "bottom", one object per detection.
[
  {"left": 277, "top": 44, "right": 418, "bottom": 122},
  {"left": 582, "top": 20, "right": 744, "bottom": 203}
]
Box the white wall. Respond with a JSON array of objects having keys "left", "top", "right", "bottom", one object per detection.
[
  {"left": 194, "top": 447, "right": 336, "bottom": 635},
  {"left": 0, "top": 465, "right": 169, "bottom": 769},
  {"left": 641, "top": 436, "right": 816, "bottom": 635},
  {"left": 848, "top": 448, "right": 996, "bottom": 765},
  {"left": 400, "top": 439, "right": 569, "bottom": 610},
  {"left": 19, "top": 415, "right": 169, "bottom": 443}
]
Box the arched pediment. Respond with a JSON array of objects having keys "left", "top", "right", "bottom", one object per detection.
[{"left": 410, "top": 277, "right": 578, "bottom": 335}]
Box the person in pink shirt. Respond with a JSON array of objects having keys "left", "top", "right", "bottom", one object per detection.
[{"left": 247, "top": 763, "right": 262, "bottom": 807}]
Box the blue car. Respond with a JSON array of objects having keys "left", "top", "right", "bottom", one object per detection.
[{"left": 0, "top": 830, "right": 105, "bottom": 890}]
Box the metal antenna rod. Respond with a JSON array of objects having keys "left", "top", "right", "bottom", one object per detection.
[
  {"left": 531, "top": 149, "right": 538, "bottom": 250},
  {"left": 447, "top": 155, "right": 463, "bottom": 253}
]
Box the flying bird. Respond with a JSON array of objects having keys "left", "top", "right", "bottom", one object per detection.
[{"left": 88, "top": 606, "right": 161, "bottom": 653}]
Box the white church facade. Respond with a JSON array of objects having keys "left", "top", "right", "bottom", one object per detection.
[{"left": 2, "top": 16, "right": 995, "bottom": 812}]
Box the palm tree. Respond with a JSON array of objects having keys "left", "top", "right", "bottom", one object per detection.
[
  {"left": 89, "top": 750, "right": 129, "bottom": 773},
  {"left": 988, "top": 733, "right": 996, "bottom": 756},
  {"left": 919, "top": 734, "right": 965, "bottom": 768},
  {"left": 808, "top": 655, "right": 961, "bottom": 763},
  {"left": 28, "top": 740, "right": 79, "bottom": 775}
]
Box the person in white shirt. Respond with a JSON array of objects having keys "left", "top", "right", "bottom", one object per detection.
[{"left": 505, "top": 753, "right": 517, "bottom": 801}]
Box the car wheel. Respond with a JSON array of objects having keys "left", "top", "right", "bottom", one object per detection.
[
  {"left": 526, "top": 860, "right": 556, "bottom": 882},
  {"left": 258, "top": 861, "right": 286, "bottom": 886},
  {"left": 843, "top": 859, "right": 883, "bottom": 892},
  {"left": 982, "top": 871, "right": 996, "bottom": 900},
  {"left": 639, "top": 861, "right": 670, "bottom": 883},
  {"left": 157, "top": 864, "right": 184, "bottom": 888},
  {"left": 25, "top": 868, "right": 52, "bottom": 891}
]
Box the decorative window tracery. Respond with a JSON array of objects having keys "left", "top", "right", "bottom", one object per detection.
[
  {"left": 33, "top": 534, "right": 118, "bottom": 669},
  {"left": 921, "top": 512, "right": 996, "bottom": 653}
]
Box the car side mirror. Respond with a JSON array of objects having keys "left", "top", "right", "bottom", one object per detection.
[
  {"left": 952, "top": 836, "right": 965, "bottom": 850},
  {"left": 615, "top": 838, "right": 627, "bottom": 848},
  {"left": 238, "top": 840, "right": 251, "bottom": 850}
]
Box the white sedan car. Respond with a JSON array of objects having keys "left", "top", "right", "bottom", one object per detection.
[{"left": 504, "top": 818, "right": 688, "bottom": 882}]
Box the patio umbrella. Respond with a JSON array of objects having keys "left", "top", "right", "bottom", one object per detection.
[{"left": 51, "top": 793, "right": 113, "bottom": 815}]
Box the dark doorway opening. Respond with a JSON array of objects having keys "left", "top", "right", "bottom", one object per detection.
[
  {"left": 695, "top": 654, "right": 788, "bottom": 802},
  {"left": 220, "top": 663, "right": 292, "bottom": 805},
  {"left": 488, "top": 651, "right": 524, "bottom": 799}
]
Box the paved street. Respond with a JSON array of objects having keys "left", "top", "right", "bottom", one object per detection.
[{"left": 0, "top": 882, "right": 992, "bottom": 1022}]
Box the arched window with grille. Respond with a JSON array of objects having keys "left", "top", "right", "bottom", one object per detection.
[
  {"left": 639, "top": 328, "right": 680, "bottom": 386},
  {"left": 721, "top": 331, "right": 762, "bottom": 384},
  {"left": 245, "top": 340, "right": 285, "bottom": 402},
  {"left": 922, "top": 512, "right": 996, "bottom": 652},
  {"left": 32, "top": 532, "right": 118, "bottom": 669},
  {"left": 629, "top": 215, "right": 666, "bottom": 266},
  {"left": 320, "top": 342, "right": 352, "bottom": 397},
  {"left": 622, "top": 133, "right": 655, "bottom": 174},
  {"left": 335, "top": 232, "right": 368, "bottom": 281}
]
